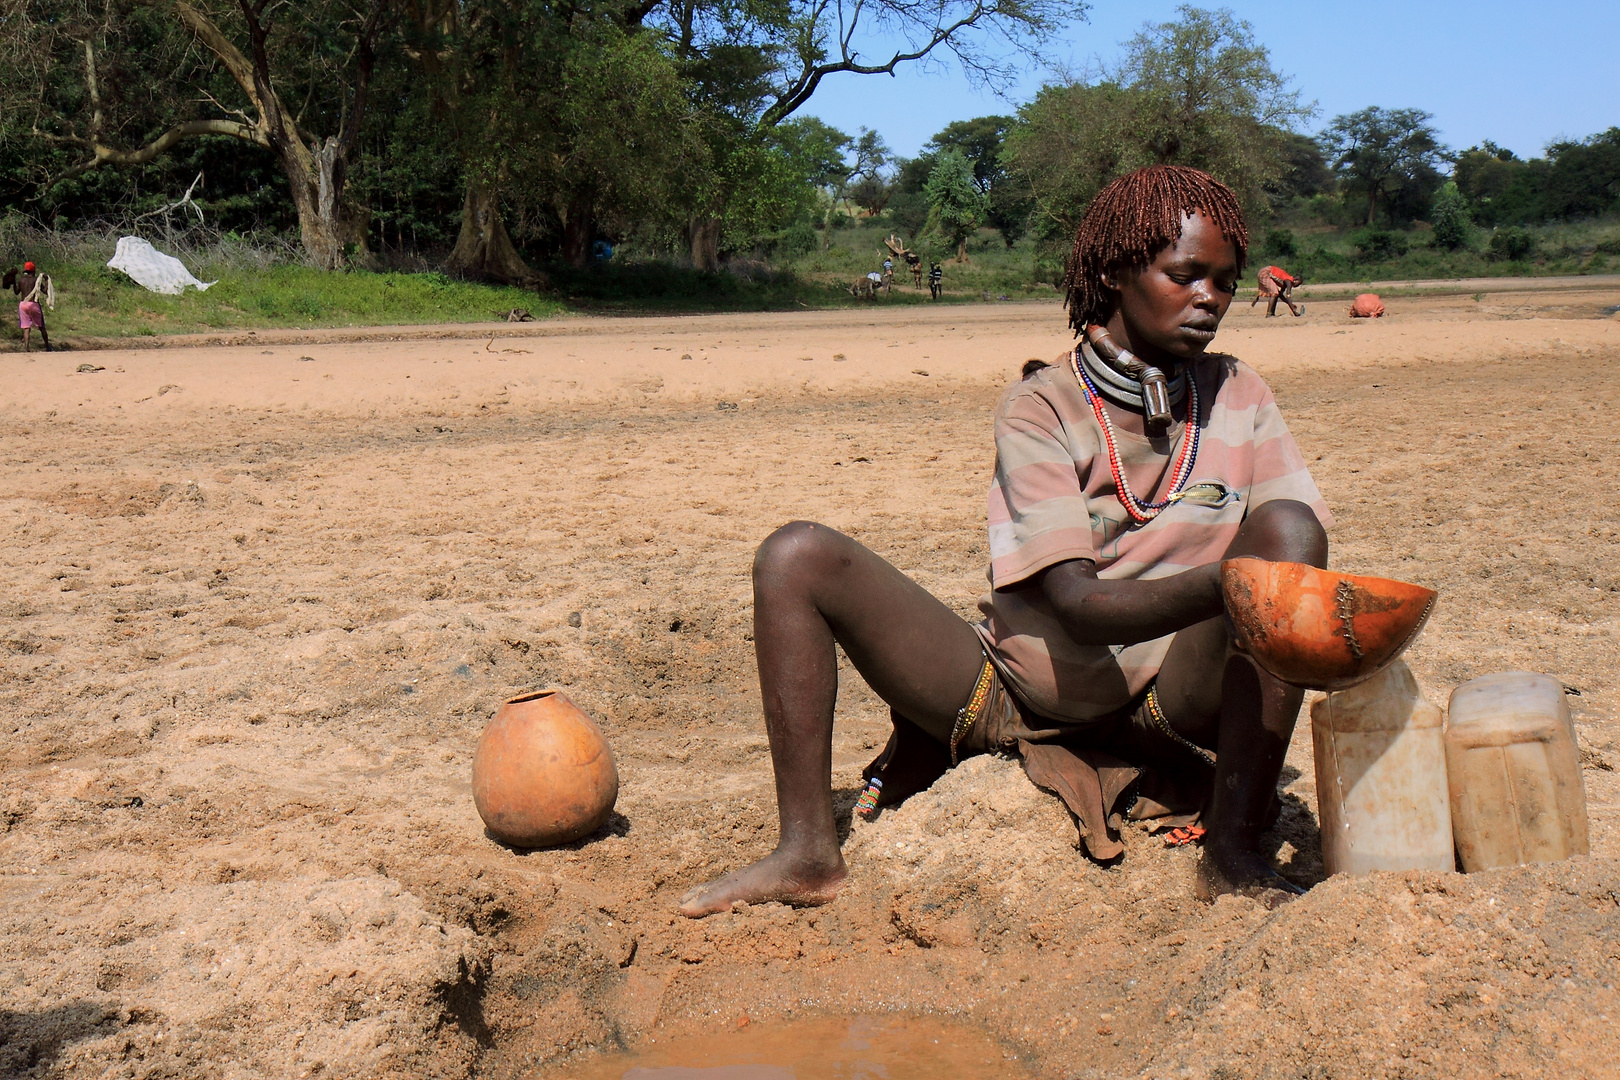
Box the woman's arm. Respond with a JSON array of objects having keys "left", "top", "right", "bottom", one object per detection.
[{"left": 1035, "top": 558, "right": 1223, "bottom": 647}]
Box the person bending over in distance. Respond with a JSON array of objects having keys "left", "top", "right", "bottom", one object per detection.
[
  {"left": 1251, "top": 264, "right": 1304, "bottom": 317},
  {"left": 679, "top": 166, "right": 1332, "bottom": 918}
]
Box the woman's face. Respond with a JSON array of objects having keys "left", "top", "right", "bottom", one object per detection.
[{"left": 1103, "top": 211, "right": 1240, "bottom": 366}]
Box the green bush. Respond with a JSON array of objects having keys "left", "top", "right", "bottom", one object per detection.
[
  {"left": 887, "top": 191, "right": 929, "bottom": 237},
  {"left": 1263, "top": 228, "right": 1298, "bottom": 259},
  {"left": 1429, "top": 182, "right": 1472, "bottom": 250},
  {"left": 1034, "top": 253, "right": 1066, "bottom": 289},
  {"left": 1488, "top": 226, "right": 1534, "bottom": 261},
  {"left": 1351, "top": 229, "right": 1410, "bottom": 261},
  {"left": 777, "top": 222, "right": 818, "bottom": 258}
]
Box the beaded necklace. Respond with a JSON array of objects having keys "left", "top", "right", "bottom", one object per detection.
[{"left": 1070, "top": 346, "right": 1200, "bottom": 524}]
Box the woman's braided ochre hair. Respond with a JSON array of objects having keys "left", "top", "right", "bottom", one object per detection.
[{"left": 1061, "top": 165, "right": 1249, "bottom": 336}]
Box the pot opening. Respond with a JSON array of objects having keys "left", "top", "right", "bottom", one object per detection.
[{"left": 506, "top": 689, "right": 559, "bottom": 705}]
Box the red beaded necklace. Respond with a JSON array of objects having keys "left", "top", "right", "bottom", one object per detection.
[{"left": 1070, "top": 346, "right": 1200, "bottom": 524}]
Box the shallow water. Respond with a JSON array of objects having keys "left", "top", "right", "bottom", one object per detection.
[{"left": 541, "top": 1015, "right": 1033, "bottom": 1080}]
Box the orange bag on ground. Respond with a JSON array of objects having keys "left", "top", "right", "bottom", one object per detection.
[{"left": 1350, "top": 293, "right": 1385, "bottom": 318}]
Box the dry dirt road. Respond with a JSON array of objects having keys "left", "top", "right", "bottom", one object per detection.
[{"left": 3, "top": 290, "right": 1619, "bottom": 1080}]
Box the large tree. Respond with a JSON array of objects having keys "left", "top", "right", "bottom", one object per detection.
[
  {"left": 1541, "top": 128, "right": 1620, "bottom": 220},
  {"left": 1267, "top": 131, "right": 1336, "bottom": 202},
  {"left": 1003, "top": 5, "right": 1312, "bottom": 254},
  {"left": 416, "top": 0, "right": 715, "bottom": 276},
  {"left": 1116, "top": 5, "right": 1308, "bottom": 182},
  {"left": 842, "top": 129, "right": 892, "bottom": 216},
  {"left": 1, "top": 0, "right": 390, "bottom": 269},
  {"left": 923, "top": 148, "right": 986, "bottom": 261},
  {"left": 653, "top": 0, "right": 1082, "bottom": 270},
  {"left": 429, "top": 0, "right": 1081, "bottom": 278},
  {"left": 1317, "top": 106, "right": 1446, "bottom": 226},
  {"left": 905, "top": 117, "right": 1028, "bottom": 245}
]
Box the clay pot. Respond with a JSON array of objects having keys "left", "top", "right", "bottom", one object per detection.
[
  {"left": 472, "top": 690, "right": 618, "bottom": 848},
  {"left": 1221, "top": 558, "right": 1437, "bottom": 691}
]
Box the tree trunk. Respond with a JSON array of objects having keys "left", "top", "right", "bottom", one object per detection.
[
  {"left": 689, "top": 216, "right": 721, "bottom": 272},
  {"left": 562, "top": 201, "right": 596, "bottom": 269},
  {"left": 1366, "top": 186, "right": 1379, "bottom": 227},
  {"left": 956, "top": 237, "right": 969, "bottom": 263},
  {"left": 447, "top": 183, "right": 540, "bottom": 284},
  {"left": 343, "top": 203, "right": 375, "bottom": 267},
  {"left": 281, "top": 146, "right": 345, "bottom": 271},
  {"left": 273, "top": 141, "right": 377, "bottom": 271}
]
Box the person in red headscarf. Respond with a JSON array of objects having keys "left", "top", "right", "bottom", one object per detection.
[
  {"left": 3, "top": 260, "right": 53, "bottom": 352},
  {"left": 1250, "top": 265, "right": 1304, "bottom": 318}
]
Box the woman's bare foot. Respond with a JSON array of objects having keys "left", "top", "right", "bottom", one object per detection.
[
  {"left": 677, "top": 848, "right": 848, "bottom": 918},
  {"left": 1194, "top": 843, "right": 1306, "bottom": 910}
]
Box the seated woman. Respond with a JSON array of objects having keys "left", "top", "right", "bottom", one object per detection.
[{"left": 679, "top": 166, "right": 1332, "bottom": 917}]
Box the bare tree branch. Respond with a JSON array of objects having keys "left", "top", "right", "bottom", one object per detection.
[
  {"left": 174, "top": 0, "right": 269, "bottom": 119},
  {"left": 198, "top": 89, "right": 257, "bottom": 129},
  {"left": 50, "top": 119, "right": 268, "bottom": 183},
  {"left": 761, "top": 3, "right": 989, "bottom": 127},
  {"left": 756, "top": 0, "right": 1074, "bottom": 128}
]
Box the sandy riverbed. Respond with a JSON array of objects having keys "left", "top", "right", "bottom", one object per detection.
[{"left": 3, "top": 288, "right": 1619, "bottom": 1079}]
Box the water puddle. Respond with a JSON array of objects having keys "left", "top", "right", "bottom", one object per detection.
[{"left": 540, "top": 1015, "right": 1032, "bottom": 1080}]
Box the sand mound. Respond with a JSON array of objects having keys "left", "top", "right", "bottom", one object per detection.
[
  {"left": 845, "top": 754, "right": 1199, "bottom": 951},
  {"left": 1, "top": 873, "right": 485, "bottom": 1078},
  {"left": 839, "top": 756, "right": 1620, "bottom": 1080},
  {"left": 1154, "top": 861, "right": 1620, "bottom": 1079}
]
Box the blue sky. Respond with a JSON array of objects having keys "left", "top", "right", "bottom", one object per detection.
[{"left": 798, "top": 1, "right": 1620, "bottom": 161}]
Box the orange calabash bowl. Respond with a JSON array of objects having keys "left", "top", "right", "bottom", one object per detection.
[
  {"left": 472, "top": 690, "right": 619, "bottom": 848},
  {"left": 1221, "top": 558, "right": 1437, "bottom": 691}
]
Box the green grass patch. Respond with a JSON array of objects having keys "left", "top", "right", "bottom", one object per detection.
[{"left": 3, "top": 260, "right": 565, "bottom": 344}]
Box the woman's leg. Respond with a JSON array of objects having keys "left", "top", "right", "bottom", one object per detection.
[
  {"left": 1151, "top": 499, "right": 1328, "bottom": 900},
  {"left": 679, "top": 521, "right": 985, "bottom": 917}
]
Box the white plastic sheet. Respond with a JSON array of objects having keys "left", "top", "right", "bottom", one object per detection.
[{"left": 106, "top": 236, "right": 216, "bottom": 295}]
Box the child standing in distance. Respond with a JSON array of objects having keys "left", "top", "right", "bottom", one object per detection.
[
  {"left": 928, "top": 261, "right": 943, "bottom": 299},
  {"left": 5, "top": 261, "right": 53, "bottom": 352},
  {"left": 679, "top": 166, "right": 1331, "bottom": 917}
]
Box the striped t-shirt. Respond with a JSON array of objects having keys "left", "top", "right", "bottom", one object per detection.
[{"left": 975, "top": 351, "right": 1333, "bottom": 723}]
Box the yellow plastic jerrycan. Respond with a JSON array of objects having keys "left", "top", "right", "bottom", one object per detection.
[
  {"left": 1445, "top": 672, "right": 1589, "bottom": 871},
  {"left": 1310, "top": 660, "right": 1454, "bottom": 877}
]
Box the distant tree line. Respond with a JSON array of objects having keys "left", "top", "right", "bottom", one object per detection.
[
  {"left": 1, "top": 2, "right": 1615, "bottom": 279},
  {"left": 0, "top": 0, "right": 1077, "bottom": 277},
  {"left": 1452, "top": 133, "right": 1620, "bottom": 226},
  {"left": 891, "top": 7, "right": 1619, "bottom": 272}
]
